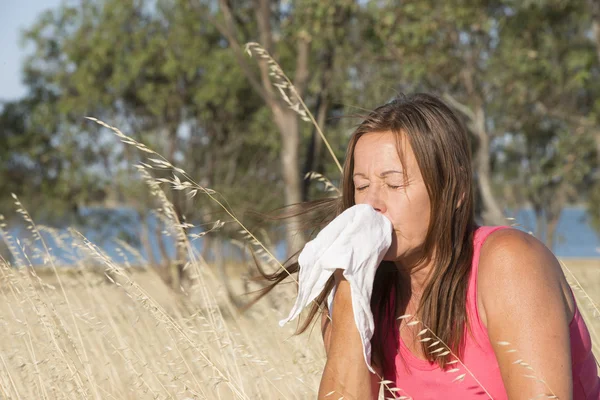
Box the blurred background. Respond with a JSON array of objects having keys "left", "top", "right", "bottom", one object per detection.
[
  {"left": 1, "top": 0, "right": 600, "bottom": 271},
  {"left": 1, "top": 2, "right": 599, "bottom": 399}
]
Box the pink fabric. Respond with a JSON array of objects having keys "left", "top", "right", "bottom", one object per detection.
[{"left": 383, "top": 226, "right": 600, "bottom": 399}]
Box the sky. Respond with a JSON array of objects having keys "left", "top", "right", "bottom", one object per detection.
[{"left": 0, "top": 0, "right": 63, "bottom": 102}]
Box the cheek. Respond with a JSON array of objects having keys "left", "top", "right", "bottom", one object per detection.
[
  {"left": 384, "top": 194, "right": 430, "bottom": 242},
  {"left": 401, "top": 205, "right": 431, "bottom": 241},
  {"left": 382, "top": 199, "right": 408, "bottom": 230},
  {"left": 353, "top": 192, "right": 364, "bottom": 204}
]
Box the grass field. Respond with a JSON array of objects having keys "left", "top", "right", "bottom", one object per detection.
[
  {"left": 0, "top": 256, "right": 326, "bottom": 400},
  {"left": 559, "top": 258, "right": 600, "bottom": 355},
  {"left": 0, "top": 253, "right": 597, "bottom": 399}
]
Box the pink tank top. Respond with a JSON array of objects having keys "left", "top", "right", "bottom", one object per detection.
[{"left": 383, "top": 226, "right": 600, "bottom": 399}]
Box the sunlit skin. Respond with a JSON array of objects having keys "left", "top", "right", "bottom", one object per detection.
[
  {"left": 352, "top": 131, "right": 433, "bottom": 289},
  {"left": 352, "top": 131, "right": 436, "bottom": 358},
  {"left": 318, "top": 130, "right": 435, "bottom": 399},
  {"left": 319, "top": 129, "right": 576, "bottom": 400}
]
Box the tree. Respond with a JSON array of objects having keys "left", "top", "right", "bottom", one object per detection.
[
  {"left": 208, "top": 0, "right": 360, "bottom": 253},
  {"left": 0, "top": 95, "right": 108, "bottom": 226},
  {"left": 585, "top": 0, "right": 600, "bottom": 233},
  {"left": 17, "top": 0, "right": 284, "bottom": 285},
  {"left": 369, "top": 0, "right": 509, "bottom": 225},
  {"left": 493, "top": 0, "right": 599, "bottom": 246}
]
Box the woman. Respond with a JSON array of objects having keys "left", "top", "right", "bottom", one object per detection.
[{"left": 256, "top": 93, "right": 599, "bottom": 399}]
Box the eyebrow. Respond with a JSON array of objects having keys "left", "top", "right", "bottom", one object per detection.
[{"left": 353, "top": 170, "right": 403, "bottom": 178}]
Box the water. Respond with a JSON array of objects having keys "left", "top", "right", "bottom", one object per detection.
[
  {"left": 508, "top": 207, "right": 600, "bottom": 258},
  {"left": 4, "top": 206, "right": 599, "bottom": 266}
]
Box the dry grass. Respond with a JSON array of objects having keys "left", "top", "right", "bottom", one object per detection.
[
  {"left": 0, "top": 191, "right": 327, "bottom": 399},
  {"left": 0, "top": 255, "right": 327, "bottom": 399},
  {"left": 0, "top": 185, "right": 596, "bottom": 400},
  {"left": 0, "top": 243, "right": 596, "bottom": 400},
  {"left": 560, "top": 258, "right": 600, "bottom": 357}
]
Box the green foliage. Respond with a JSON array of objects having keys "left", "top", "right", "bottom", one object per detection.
[
  {"left": 6, "top": 0, "right": 286, "bottom": 223},
  {"left": 1, "top": 0, "right": 599, "bottom": 243},
  {"left": 491, "top": 0, "right": 600, "bottom": 240}
]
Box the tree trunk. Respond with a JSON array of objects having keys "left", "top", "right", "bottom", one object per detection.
[
  {"left": 170, "top": 198, "right": 188, "bottom": 291},
  {"left": 302, "top": 43, "right": 334, "bottom": 201},
  {"left": 273, "top": 106, "right": 306, "bottom": 255},
  {"left": 545, "top": 184, "right": 568, "bottom": 251},
  {"left": 155, "top": 221, "right": 169, "bottom": 268},
  {"left": 213, "top": 238, "right": 245, "bottom": 309},
  {"left": 302, "top": 91, "right": 330, "bottom": 200},
  {"left": 166, "top": 126, "right": 188, "bottom": 291},
  {"left": 214, "top": 0, "right": 310, "bottom": 256},
  {"left": 533, "top": 205, "right": 544, "bottom": 240},
  {"left": 139, "top": 210, "right": 157, "bottom": 268},
  {"left": 546, "top": 212, "right": 560, "bottom": 251},
  {"left": 443, "top": 93, "right": 507, "bottom": 226},
  {"left": 201, "top": 234, "right": 212, "bottom": 262},
  {"left": 472, "top": 106, "right": 507, "bottom": 226},
  {"left": 589, "top": 0, "right": 600, "bottom": 65}
]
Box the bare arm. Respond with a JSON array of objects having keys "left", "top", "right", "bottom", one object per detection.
[
  {"left": 319, "top": 270, "right": 380, "bottom": 400},
  {"left": 479, "top": 229, "right": 574, "bottom": 400}
]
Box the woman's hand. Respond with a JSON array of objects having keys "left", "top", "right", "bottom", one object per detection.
[
  {"left": 318, "top": 270, "right": 381, "bottom": 400},
  {"left": 479, "top": 229, "right": 574, "bottom": 400}
]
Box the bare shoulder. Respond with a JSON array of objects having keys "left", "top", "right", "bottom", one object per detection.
[
  {"left": 479, "top": 228, "right": 557, "bottom": 270},
  {"left": 477, "top": 228, "right": 574, "bottom": 326}
]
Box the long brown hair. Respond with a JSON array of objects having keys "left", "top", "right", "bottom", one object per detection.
[{"left": 249, "top": 93, "right": 476, "bottom": 372}]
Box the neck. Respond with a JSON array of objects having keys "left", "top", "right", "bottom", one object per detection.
[
  {"left": 409, "top": 264, "right": 433, "bottom": 292},
  {"left": 395, "top": 252, "right": 436, "bottom": 297}
]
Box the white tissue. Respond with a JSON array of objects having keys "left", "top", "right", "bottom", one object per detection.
[{"left": 279, "top": 204, "right": 393, "bottom": 373}]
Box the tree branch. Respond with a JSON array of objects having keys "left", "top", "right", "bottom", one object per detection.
[
  {"left": 255, "top": 0, "right": 273, "bottom": 54},
  {"left": 252, "top": 0, "right": 278, "bottom": 106},
  {"left": 211, "top": 0, "right": 272, "bottom": 104},
  {"left": 442, "top": 92, "right": 476, "bottom": 122},
  {"left": 292, "top": 31, "right": 311, "bottom": 99},
  {"left": 534, "top": 101, "right": 595, "bottom": 128},
  {"left": 588, "top": 0, "right": 600, "bottom": 65}
]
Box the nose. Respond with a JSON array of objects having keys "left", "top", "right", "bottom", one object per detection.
[{"left": 359, "top": 187, "right": 387, "bottom": 214}]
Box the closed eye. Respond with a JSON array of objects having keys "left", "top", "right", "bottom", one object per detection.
[
  {"left": 356, "top": 185, "right": 369, "bottom": 192},
  {"left": 387, "top": 178, "right": 410, "bottom": 190}
]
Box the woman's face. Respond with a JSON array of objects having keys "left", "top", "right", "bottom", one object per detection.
[{"left": 352, "top": 131, "right": 431, "bottom": 263}]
